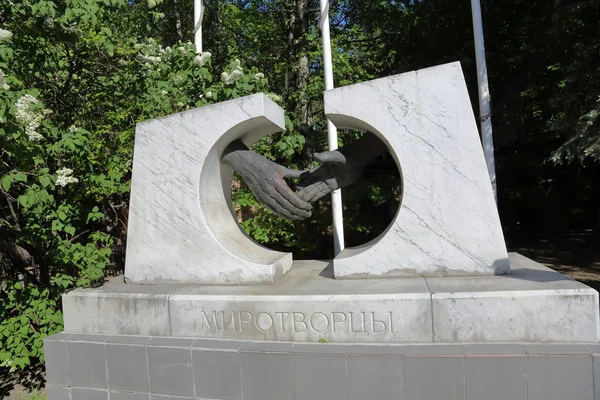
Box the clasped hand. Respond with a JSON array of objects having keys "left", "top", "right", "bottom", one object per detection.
[{"left": 222, "top": 132, "right": 386, "bottom": 221}]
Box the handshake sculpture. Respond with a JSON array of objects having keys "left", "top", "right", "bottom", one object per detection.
[{"left": 222, "top": 132, "right": 388, "bottom": 220}]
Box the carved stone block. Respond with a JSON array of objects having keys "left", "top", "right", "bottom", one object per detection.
[{"left": 325, "top": 62, "right": 510, "bottom": 278}]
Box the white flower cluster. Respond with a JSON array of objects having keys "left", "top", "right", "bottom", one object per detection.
[
  {"left": 221, "top": 59, "right": 244, "bottom": 85},
  {"left": 55, "top": 168, "right": 79, "bottom": 187},
  {"left": 205, "top": 91, "right": 213, "bottom": 99},
  {"left": 267, "top": 93, "right": 282, "bottom": 103},
  {"left": 136, "top": 54, "right": 161, "bottom": 64},
  {"left": 0, "top": 28, "right": 12, "bottom": 42},
  {"left": 176, "top": 41, "right": 195, "bottom": 56},
  {"left": 147, "top": 0, "right": 163, "bottom": 8},
  {"left": 135, "top": 39, "right": 175, "bottom": 69},
  {"left": 68, "top": 125, "right": 78, "bottom": 133},
  {"left": 193, "top": 52, "right": 211, "bottom": 67},
  {"left": 0, "top": 69, "right": 9, "bottom": 91},
  {"left": 254, "top": 72, "right": 264, "bottom": 81},
  {"left": 15, "top": 94, "right": 50, "bottom": 142},
  {"left": 172, "top": 75, "right": 183, "bottom": 85}
]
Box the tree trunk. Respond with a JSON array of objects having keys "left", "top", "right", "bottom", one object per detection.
[
  {"left": 173, "top": 0, "right": 184, "bottom": 41},
  {"left": 296, "top": 0, "right": 313, "bottom": 166},
  {"left": 286, "top": 0, "right": 313, "bottom": 167}
]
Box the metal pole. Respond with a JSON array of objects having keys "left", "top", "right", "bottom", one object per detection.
[
  {"left": 320, "top": 0, "right": 345, "bottom": 256},
  {"left": 194, "top": 0, "right": 204, "bottom": 53},
  {"left": 470, "top": 0, "right": 497, "bottom": 203}
]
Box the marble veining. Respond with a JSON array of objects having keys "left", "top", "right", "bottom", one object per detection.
[
  {"left": 326, "top": 62, "right": 510, "bottom": 279},
  {"left": 124, "top": 94, "right": 292, "bottom": 285}
]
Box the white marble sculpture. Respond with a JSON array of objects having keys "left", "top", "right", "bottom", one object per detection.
[
  {"left": 326, "top": 62, "right": 510, "bottom": 278},
  {"left": 125, "top": 62, "right": 509, "bottom": 285},
  {"left": 125, "top": 94, "right": 293, "bottom": 285}
]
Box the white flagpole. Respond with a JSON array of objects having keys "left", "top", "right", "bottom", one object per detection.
[
  {"left": 320, "top": 0, "right": 345, "bottom": 256},
  {"left": 194, "top": 0, "right": 204, "bottom": 53},
  {"left": 470, "top": 0, "right": 497, "bottom": 203}
]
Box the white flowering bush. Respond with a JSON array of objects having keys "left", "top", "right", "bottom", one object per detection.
[
  {"left": 14, "top": 94, "right": 51, "bottom": 142},
  {"left": 0, "top": 28, "right": 12, "bottom": 42},
  {"left": 55, "top": 168, "right": 79, "bottom": 187},
  {"left": 0, "top": 0, "right": 280, "bottom": 374},
  {"left": 132, "top": 39, "right": 273, "bottom": 114}
]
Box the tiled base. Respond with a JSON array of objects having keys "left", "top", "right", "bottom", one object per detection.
[{"left": 45, "top": 333, "right": 600, "bottom": 400}]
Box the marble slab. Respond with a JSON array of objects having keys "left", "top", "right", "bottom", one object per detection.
[
  {"left": 325, "top": 62, "right": 510, "bottom": 279},
  {"left": 429, "top": 254, "right": 600, "bottom": 343},
  {"left": 64, "top": 254, "right": 599, "bottom": 343},
  {"left": 124, "top": 94, "right": 293, "bottom": 285}
]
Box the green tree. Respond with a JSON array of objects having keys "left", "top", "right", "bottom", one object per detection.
[{"left": 0, "top": 0, "right": 275, "bottom": 372}]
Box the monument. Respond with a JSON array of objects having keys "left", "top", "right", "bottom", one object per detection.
[{"left": 44, "top": 63, "right": 600, "bottom": 400}]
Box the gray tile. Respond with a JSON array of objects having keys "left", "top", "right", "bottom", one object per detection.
[
  {"left": 107, "top": 335, "right": 152, "bottom": 345},
  {"left": 191, "top": 338, "right": 242, "bottom": 350},
  {"left": 405, "top": 344, "right": 464, "bottom": 355},
  {"left": 46, "top": 385, "right": 70, "bottom": 400},
  {"left": 239, "top": 341, "right": 254, "bottom": 351},
  {"left": 150, "top": 396, "right": 193, "bottom": 400},
  {"left": 147, "top": 347, "right": 194, "bottom": 397},
  {"left": 347, "top": 344, "right": 404, "bottom": 355},
  {"left": 193, "top": 350, "right": 241, "bottom": 400},
  {"left": 525, "top": 344, "right": 591, "bottom": 355},
  {"left": 110, "top": 393, "right": 150, "bottom": 400},
  {"left": 463, "top": 344, "right": 526, "bottom": 355},
  {"left": 587, "top": 344, "right": 600, "bottom": 355},
  {"left": 466, "top": 356, "right": 526, "bottom": 400},
  {"left": 528, "top": 355, "right": 594, "bottom": 400},
  {"left": 147, "top": 337, "right": 194, "bottom": 348},
  {"left": 71, "top": 388, "right": 108, "bottom": 400},
  {"left": 252, "top": 342, "right": 293, "bottom": 353},
  {"left": 68, "top": 334, "right": 109, "bottom": 343},
  {"left": 292, "top": 343, "right": 347, "bottom": 354},
  {"left": 106, "top": 344, "right": 149, "bottom": 392},
  {"left": 67, "top": 342, "right": 107, "bottom": 389},
  {"left": 594, "top": 356, "right": 600, "bottom": 400},
  {"left": 292, "top": 354, "right": 346, "bottom": 400},
  {"left": 44, "top": 339, "right": 69, "bottom": 386},
  {"left": 45, "top": 332, "right": 71, "bottom": 341},
  {"left": 240, "top": 352, "right": 292, "bottom": 400},
  {"left": 405, "top": 356, "right": 464, "bottom": 400},
  {"left": 348, "top": 355, "right": 403, "bottom": 400}
]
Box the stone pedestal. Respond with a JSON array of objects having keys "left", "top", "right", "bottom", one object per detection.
[
  {"left": 46, "top": 254, "right": 600, "bottom": 399},
  {"left": 62, "top": 254, "right": 599, "bottom": 344},
  {"left": 46, "top": 253, "right": 599, "bottom": 399}
]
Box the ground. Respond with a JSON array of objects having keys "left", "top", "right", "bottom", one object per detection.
[
  {"left": 507, "top": 230, "right": 600, "bottom": 291},
  {"left": 2, "top": 230, "right": 599, "bottom": 399}
]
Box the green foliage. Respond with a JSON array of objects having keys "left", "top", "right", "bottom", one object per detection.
[
  {"left": 17, "top": 391, "right": 47, "bottom": 400},
  {"left": 0, "top": 282, "right": 62, "bottom": 371},
  {"left": 553, "top": 96, "right": 600, "bottom": 163},
  {"left": 0, "top": 0, "right": 274, "bottom": 373}
]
